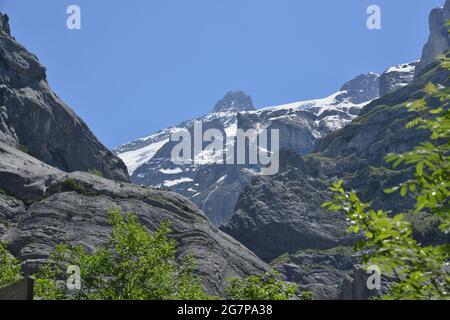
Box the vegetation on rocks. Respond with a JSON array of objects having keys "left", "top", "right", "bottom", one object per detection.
[
  {"left": 225, "top": 271, "right": 300, "bottom": 300},
  {"left": 34, "top": 209, "right": 209, "bottom": 300}
]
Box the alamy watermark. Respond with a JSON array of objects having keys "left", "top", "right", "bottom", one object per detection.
[
  {"left": 366, "top": 265, "right": 382, "bottom": 290},
  {"left": 66, "top": 265, "right": 81, "bottom": 290},
  {"left": 64, "top": 5, "right": 380, "bottom": 32},
  {"left": 367, "top": 5, "right": 382, "bottom": 30},
  {"left": 170, "top": 121, "right": 280, "bottom": 176},
  {"left": 66, "top": 5, "right": 81, "bottom": 30}
]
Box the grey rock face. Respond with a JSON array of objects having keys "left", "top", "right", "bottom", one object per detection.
[
  {"left": 212, "top": 91, "right": 255, "bottom": 113},
  {"left": 0, "top": 193, "right": 25, "bottom": 238},
  {"left": 0, "top": 14, "right": 129, "bottom": 182},
  {"left": 339, "top": 267, "right": 390, "bottom": 300},
  {"left": 415, "top": 0, "right": 450, "bottom": 75},
  {"left": 316, "top": 61, "right": 449, "bottom": 165},
  {"left": 273, "top": 247, "right": 357, "bottom": 300},
  {"left": 336, "top": 73, "right": 380, "bottom": 104},
  {"left": 0, "top": 141, "right": 269, "bottom": 295},
  {"left": 379, "top": 61, "right": 418, "bottom": 96},
  {"left": 220, "top": 153, "right": 360, "bottom": 262}
]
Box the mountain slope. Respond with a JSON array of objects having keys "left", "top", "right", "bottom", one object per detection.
[{"left": 0, "top": 13, "right": 129, "bottom": 182}]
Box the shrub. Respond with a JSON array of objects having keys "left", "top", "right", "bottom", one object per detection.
[
  {"left": 225, "top": 271, "right": 300, "bottom": 300},
  {"left": 0, "top": 242, "right": 22, "bottom": 289}
]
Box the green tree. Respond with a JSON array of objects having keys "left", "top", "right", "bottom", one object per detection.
[
  {"left": 0, "top": 242, "right": 22, "bottom": 289},
  {"left": 323, "top": 56, "right": 450, "bottom": 300},
  {"left": 34, "top": 209, "right": 210, "bottom": 300},
  {"left": 225, "top": 271, "right": 300, "bottom": 300}
]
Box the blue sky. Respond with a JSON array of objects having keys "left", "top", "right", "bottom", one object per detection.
[{"left": 0, "top": 0, "right": 445, "bottom": 147}]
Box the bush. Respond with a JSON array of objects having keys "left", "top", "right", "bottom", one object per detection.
[
  {"left": 225, "top": 271, "right": 300, "bottom": 300},
  {"left": 0, "top": 242, "right": 22, "bottom": 289}
]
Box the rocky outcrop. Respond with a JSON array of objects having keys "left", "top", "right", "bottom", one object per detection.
[
  {"left": 379, "top": 61, "right": 418, "bottom": 96},
  {"left": 0, "top": 13, "right": 10, "bottom": 36},
  {"left": 220, "top": 151, "right": 362, "bottom": 262},
  {"left": 339, "top": 267, "right": 390, "bottom": 300},
  {"left": 415, "top": 0, "right": 450, "bottom": 75},
  {"left": 336, "top": 73, "right": 380, "bottom": 104},
  {"left": 0, "top": 141, "right": 269, "bottom": 295},
  {"left": 272, "top": 247, "right": 357, "bottom": 300},
  {"left": 0, "top": 13, "right": 129, "bottom": 182},
  {"left": 316, "top": 60, "right": 449, "bottom": 165}
]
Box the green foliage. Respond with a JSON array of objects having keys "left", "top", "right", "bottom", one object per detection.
[
  {"left": 225, "top": 271, "right": 300, "bottom": 300},
  {"left": 87, "top": 169, "right": 103, "bottom": 177},
  {"left": 384, "top": 81, "right": 450, "bottom": 232},
  {"left": 323, "top": 58, "right": 450, "bottom": 300},
  {"left": 0, "top": 242, "right": 22, "bottom": 289},
  {"left": 62, "top": 178, "right": 88, "bottom": 196},
  {"left": 300, "top": 291, "right": 314, "bottom": 300},
  {"left": 34, "top": 209, "right": 210, "bottom": 300}
]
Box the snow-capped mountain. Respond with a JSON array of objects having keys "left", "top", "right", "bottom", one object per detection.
[
  {"left": 115, "top": 91, "right": 253, "bottom": 176},
  {"left": 114, "top": 62, "right": 417, "bottom": 225}
]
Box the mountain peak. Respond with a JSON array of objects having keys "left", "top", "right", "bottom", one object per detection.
[
  {"left": 0, "top": 13, "right": 11, "bottom": 36},
  {"left": 415, "top": 0, "right": 450, "bottom": 75},
  {"left": 212, "top": 91, "right": 255, "bottom": 113},
  {"left": 337, "top": 73, "right": 380, "bottom": 104}
]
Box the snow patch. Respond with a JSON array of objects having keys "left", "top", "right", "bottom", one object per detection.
[
  {"left": 385, "top": 63, "right": 416, "bottom": 74},
  {"left": 159, "top": 168, "right": 183, "bottom": 174},
  {"left": 217, "top": 175, "right": 227, "bottom": 183},
  {"left": 118, "top": 138, "right": 169, "bottom": 175},
  {"left": 163, "top": 177, "right": 194, "bottom": 187}
]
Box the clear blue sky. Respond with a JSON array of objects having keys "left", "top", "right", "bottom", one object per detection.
[{"left": 0, "top": 0, "right": 445, "bottom": 147}]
